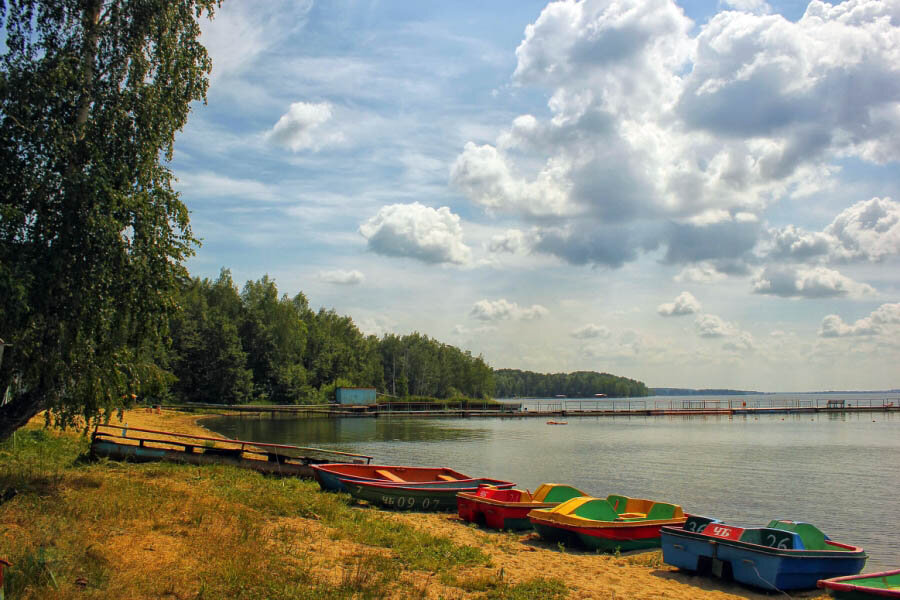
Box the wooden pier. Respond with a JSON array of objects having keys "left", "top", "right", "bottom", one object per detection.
[
  {"left": 161, "top": 397, "right": 900, "bottom": 419},
  {"left": 90, "top": 424, "right": 372, "bottom": 477}
]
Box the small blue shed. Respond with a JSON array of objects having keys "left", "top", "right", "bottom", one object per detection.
[{"left": 335, "top": 387, "right": 377, "bottom": 405}]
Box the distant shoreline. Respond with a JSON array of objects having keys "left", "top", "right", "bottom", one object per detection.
[{"left": 651, "top": 388, "right": 900, "bottom": 396}]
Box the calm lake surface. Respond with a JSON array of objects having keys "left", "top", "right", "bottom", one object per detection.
[{"left": 204, "top": 395, "right": 900, "bottom": 571}]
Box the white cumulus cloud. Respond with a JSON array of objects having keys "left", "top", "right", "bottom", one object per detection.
[
  {"left": 452, "top": 0, "right": 900, "bottom": 270},
  {"left": 752, "top": 266, "right": 875, "bottom": 298},
  {"left": 318, "top": 269, "right": 364, "bottom": 285},
  {"left": 657, "top": 291, "right": 702, "bottom": 316},
  {"left": 489, "top": 229, "right": 528, "bottom": 254},
  {"left": 267, "top": 102, "right": 343, "bottom": 152},
  {"left": 359, "top": 203, "right": 472, "bottom": 265},
  {"left": 819, "top": 302, "right": 900, "bottom": 337},
  {"left": 695, "top": 313, "right": 739, "bottom": 338},
  {"left": 470, "top": 299, "right": 549, "bottom": 322},
  {"left": 674, "top": 263, "right": 729, "bottom": 284},
  {"left": 826, "top": 197, "right": 900, "bottom": 262}
]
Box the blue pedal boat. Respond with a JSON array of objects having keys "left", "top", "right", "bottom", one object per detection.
[{"left": 661, "top": 516, "right": 867, "bottom": 592}]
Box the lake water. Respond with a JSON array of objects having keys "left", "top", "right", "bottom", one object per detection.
[{"left": 204, "top": 399, "right": 900, "bottom": 571}]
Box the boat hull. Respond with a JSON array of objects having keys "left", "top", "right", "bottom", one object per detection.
[
  {"left": 527, "top": 495, "right": 686, "bottom": 552},
  {"left": 457, "top": 496, "right": 551, "bottom": 530},
  {"left": 529, "top": 516, "right": 674, "bottom": 551},
  {"left": 311, "top": 463, "right": 470, "bottom": 492},
  {"left": 661, "top": 520, "right": 867, "bottom": 591},
  {"left": 818, "top": 569, "right": 900, "bottom": 599},
  {"left": 91, "top": 438, "right": 316, "bottom": 477},
  {"left": 344, "top": 478, "right": 515, "bottom": 511},
  {"left": 457, "top": 484, "right": 587, "bottom": 531}
]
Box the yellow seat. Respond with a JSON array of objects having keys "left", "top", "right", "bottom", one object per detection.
[
  {"left": 374, "top": 469, "right": 405, "bottom": 482},
  {"left": 437, "top": 474, "right": 458, "bottom": 481}
]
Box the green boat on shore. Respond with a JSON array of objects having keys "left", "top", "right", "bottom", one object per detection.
[
  {"left": 819, "top": 569, "right": 900, "bottom": 599},
  {"left": 342, "top": 478, "right": 515, "bottom": 511}
]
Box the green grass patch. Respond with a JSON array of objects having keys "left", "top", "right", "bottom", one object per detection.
[
  {"left": 441, "top": 571, "right": 568, "bottom": 599},
  {"left": 622, "top": 549, "right": 663, "bottom": 568},
  {"left": 0, "top": 425, "right": 490, "bottom": 598},
  {"left": 195, "top": 466, "right": 490, "bottom": 572}
]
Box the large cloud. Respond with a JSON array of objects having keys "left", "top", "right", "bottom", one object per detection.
[
  {"left": 819, "top": 302, "right": 900, "bottom": 337},
  {"left": 658, "top": 291, "right": 702, "bottom": 316},
  {"left": 761, "top": 197, "right": 900, "bottom": 264},
  {"left": 752, "top": 265, "right": 876, "bottom": 298},
  {"left": 470, "top": 299, "right": 549, "bottom": 321},
  {"left": 679, "top": 3, "right": 900, "bottom": 163},
  {"left": 827, "top": 197, "right": 900, "bottom": 262},
  {"left": 359, "top": 203, "right": 472, "bottom": 265},
  {"left": 452, "top": 0, "right": 900, "bottom": 270}
]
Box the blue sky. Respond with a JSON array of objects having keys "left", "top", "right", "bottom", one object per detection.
[{"left": 172, "top": 0, "right": 900, "bottom": 392}]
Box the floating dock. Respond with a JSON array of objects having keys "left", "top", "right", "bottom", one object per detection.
[{"left": 90, "top": 424, "right": 372, "bottom": 477}]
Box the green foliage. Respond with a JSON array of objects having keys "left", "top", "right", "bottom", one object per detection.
[
  {"left": 169, "top": 271, "right": 253, "bottom": 404},
  {"left": 240, "top": 276, "right": 308, "bottom": 402},
  {"left": 494, "top": 369, "right": 650, "bottom": 398},
  {"left": 166, "top": 274, "right": 497, "bottom": 405},
  {"left": 380, "top": 332, "right": 494, "bottom": 400},
  {"left": 0, "top": 0, "right": 219, "bottom": 439}
]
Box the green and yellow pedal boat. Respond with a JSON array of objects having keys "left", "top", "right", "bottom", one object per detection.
[{"left": 527, "top": 494, "right": 686, "bottom": 552}]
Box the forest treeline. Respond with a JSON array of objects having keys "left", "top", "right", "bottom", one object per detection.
[
  {"left": 164, "top": 269, "right": 647, "bottom": 404},
  {"left": 166, "top": 270, "right": 494, "bottom": 404},
  {"left": 493, "top": 369, "right": 650, "bottom": 399}
]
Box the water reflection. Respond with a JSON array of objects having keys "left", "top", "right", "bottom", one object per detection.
[{"left": 203, "top": 414, "right": 489, "bottom": 447}]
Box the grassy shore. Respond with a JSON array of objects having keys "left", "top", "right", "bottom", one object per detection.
[{"left": 0, "top": 410, "right": 816, "bottom": 599}]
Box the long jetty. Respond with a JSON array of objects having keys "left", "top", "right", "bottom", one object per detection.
[{"left": 164, "top": 396, "right": 899, "bottom": 418}]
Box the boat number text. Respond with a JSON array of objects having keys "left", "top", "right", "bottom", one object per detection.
[{"left": 380, "top": 496, "right": 437, "bottom": 509}]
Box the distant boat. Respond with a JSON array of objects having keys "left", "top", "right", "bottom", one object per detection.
[
  {"left": 555, "top": 394, "right": 566, "bottom": 398},
  {"left": 594, "top": 393, "right": 607, "bottom": 397},
  {"left": 546, "top": 420, "right": 568, "bottom": 425}
]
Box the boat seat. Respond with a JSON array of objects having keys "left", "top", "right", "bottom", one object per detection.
[
  {"left": 539, "top": 484, "right": 586, "bottom": 504},
  {"left": 573, "top": 498, "right": 619, "bottom": 521},
  {"left": 437, "top": 474, "right": 458, "bottom": 481},
  {"left": 645, "top": 502, "right": 680, "bottom": 521},
  {"left": 739, "top": 528, "right": 796, "bottom": 549},
  {"left": 606, "top": 494, "right": 630, "bottom": 514},
  {"left": 768, "top": 521, "right": 830, "bottom": 550},
  {"left": 374, "top": 469, "right": 405, "bottom": 482}
]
